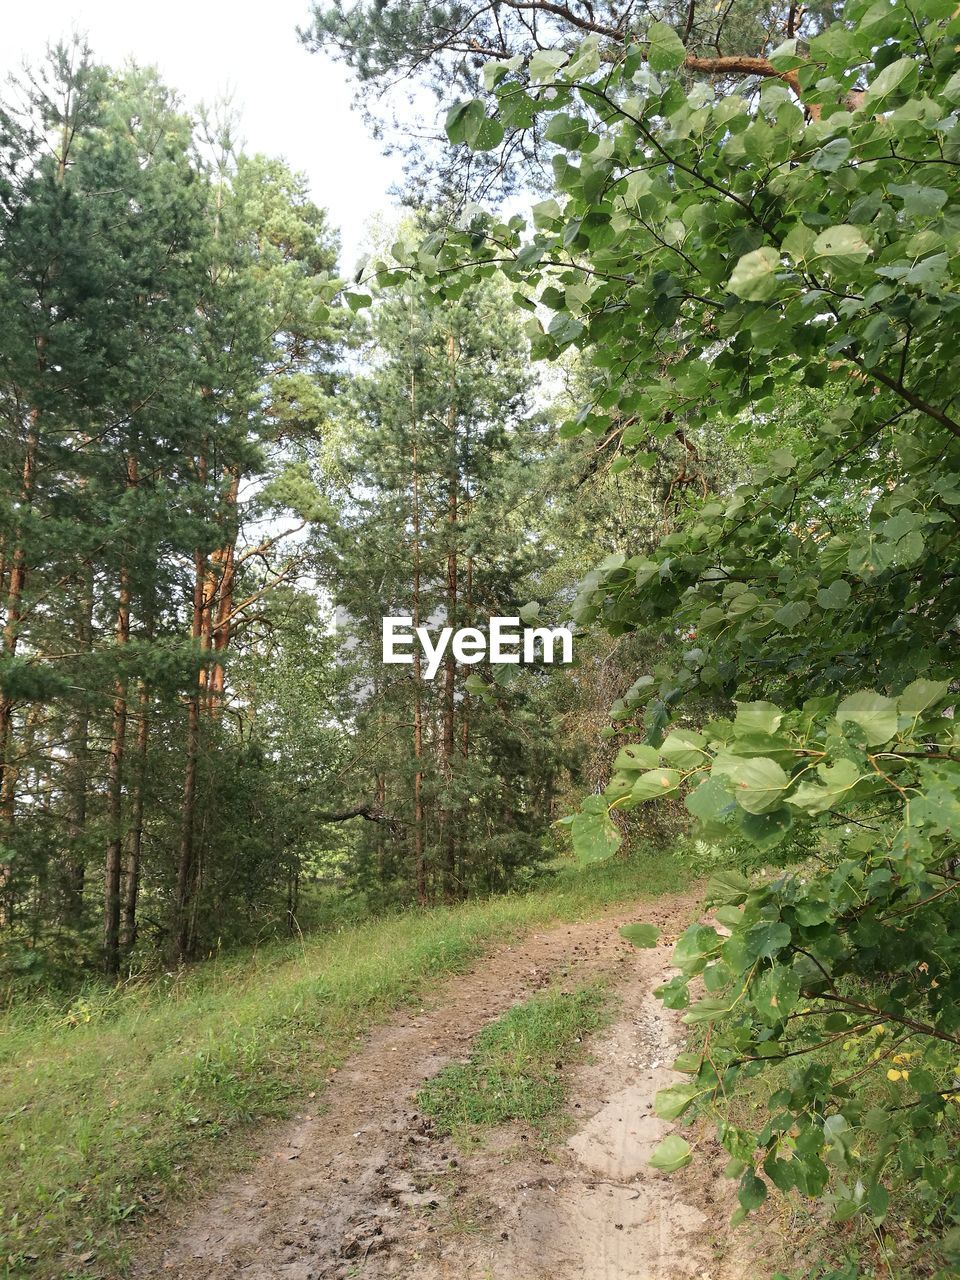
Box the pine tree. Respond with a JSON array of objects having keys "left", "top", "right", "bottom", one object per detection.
[{"left": 318, "top": 271, "right": 566, "bottom": 901}]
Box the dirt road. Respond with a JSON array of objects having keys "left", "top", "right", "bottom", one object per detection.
[{"left": 133, "top": 892, "right": 748, "bottom": 1280}]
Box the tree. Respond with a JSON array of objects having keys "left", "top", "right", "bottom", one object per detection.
[
  {"left": 168, "top": 136, "right": 342, "bottom": 964},
  {"left": 316, "top": 269, "right": 567, "bottom": 902},
  {"left": 0, "top": 48, "right": 345, "bottom": 980},
  {"left": 396, "top": 0, "right": 960, "bottom": 1265},
  {"left": 302, "top": 0, "right": 840, "bottom": 199},
  {"left": 0, "top": 47, "right": 215, "bottom": 966}
]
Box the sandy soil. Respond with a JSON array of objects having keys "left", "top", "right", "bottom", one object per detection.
[{"left": 132, "top": 892, "right": 749, "bottom": 1280}]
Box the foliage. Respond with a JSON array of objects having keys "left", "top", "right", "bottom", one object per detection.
[
  {"left": 386, "top": 0, "right": 960, "bottom": 1266},
  {"left": 0, "top": 45, "right": 344, "bottom": 974},
  {"left": 302, "top": 0, "right": 838, "bottom": 199},
  {"left": 620, "top": 685, "right": 960, "bottom": 1258},
  {"left": 315, "top": 270, "right": 571, "bottom": 903}
]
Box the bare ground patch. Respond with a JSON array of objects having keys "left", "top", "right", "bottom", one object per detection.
[{"left": 132, "top": 891, "right": 751, "bottom": 1280}]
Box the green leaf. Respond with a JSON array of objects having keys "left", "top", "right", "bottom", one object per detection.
[
  {"left": 649, "top": 1134, "right": 693, "bottom": 1172},
  {"left": 781, "top": 224, "right": 815, "bottom": 264},
  {"left": 613, "top": 743, "right": 661, "bottom": 771},
  {"left": 660, "top": 728, "right": 707, "bottom": 769},
  {"left": 744, "top": 921, "right": 791, "bottom": 960},
  {"left": 867, "top": 1181, "right": 889, "bottom": 1220},
  {"left": 620, "top": 923, "right": 660, "bottom": 948},
  {"left": 548, "top": 311, "right": 584, "bottom": 344},
  {"left": 836, "top": 690, "right": 898, "bottom": 745},
  {"left": 847, "top": 532, "right": 893, "bottom": 580},
  {"left": 734, "top": 701, "right": 784, "bottom": 735},
  {"left": 753, "top": 965, "right": 801, "bottom": 1023},
  {"left": 706, "top": 869, "right": 751, "bottom": 906},
  {"left": 673, "top": 924, "right": 723, "bottom": 975},
  {"left": 647, "top": 21, "right": 686, "bottom": 71},
  {"left": 715, "top": 904, "right": 744, "bottom": 928},
  {"left": 445, "top": 99, "right": 485, "bottom": 146},
  {"left": 773, "top": 600, "right": 811, "bottom": 629},
  {"left": 482, "top": 54, "right": 522, "bottom": 90},
  {"left": 886, "top": 184, "right": 948, "bottom": 218},
  {"left": 728, "top": 247, "right": 779, "bottom": 302},
  {"left": 725, "top": 757, "right": 790, "bottom": 814},
  {"left": 471, "top": 116, "right": 505, "bottom": 152},
  {"left": 817, "top": 579, "right": 851, "bottom": 610},
  {"left": 812, "top": 225, "right": 871, "bottom": 265},
  {"left": 898, "top": 678, "right": 949, "bottom": 719},
  {"left": 769, "top": 38, "right": 802, "bottom": 70},
  {"left": 788, "top": 758, "right": 862, "bottom": 814},
  {"left": 654, "top": 1082, "right": 703, "bottom": 1121},
  {"left": 683, "top": 995, "right": 738, "bottom": 1025},
  {"left": 570, "top": 797, "right": 621, "bottom": 864},
  {"left": 810, "top": 137, "right": 851, "bottom": 172},
  {"left": 863, "top": 57, "right": 919, "bottom": 112},
  {"left": 672, "top": 1050, "right": 701, "bottom": 1073},
  {"left": 544, "top": 113, "right": 586, "bottom": 150},
  {"left": 568, "top": 38, "right": 601, "bottom": 79},
  {"left": 686, "top": 775, "right": 735, "bottom": 822},
  {"left": 906, "top": 254, "right": 947, "bottom": 288},
  {"left": 738, "top": 1168, "right": 768, "bottom": 1212},
  {"left": 529, "top": 48, "right": 569, "bottom": 82},
  {"left": 631, "top": 768, "right": 682, "bottom": 801},
  {"left": 656, "top": 974, "right": 691, "bottom": 1008}
]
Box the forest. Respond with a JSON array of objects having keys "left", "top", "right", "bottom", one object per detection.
[{"left": 1, "top": 1, "right": 958, "bottom": 1278}]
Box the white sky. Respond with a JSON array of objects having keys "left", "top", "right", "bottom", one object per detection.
[{"left": 0, "top": 0, "right": 405, "bottom": 273}]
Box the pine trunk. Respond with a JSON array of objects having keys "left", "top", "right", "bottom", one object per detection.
[
  {"left": 103, "top": 562, "right": 131, "bottom": 975},
  {"left": 375, "top": 768, "right": 386, "bottom": 883},
  {"left": 441, "top": 332, "right": 458, "bottom": 902},
  {"left": 461, "top": 553, "right": 473, "bottom": 760},
  {"left": 208, "top": 466, "right": 240, "bottom": 713},
  {"left": 61, "top": 559, "right": 94, "bottom": 925},
  {"left": 120, "top": 680, "right": 149, "bottom": 952},
  {"left": 0, "top": 402, "right": 41, "bottom": 925},
  {"left": 410, "top": 374, "right": 427, "bottom": 905},
  {"left": 174, "top": 449, "right": 210, "bottom": 962}
]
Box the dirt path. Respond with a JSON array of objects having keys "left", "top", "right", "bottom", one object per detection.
[{"left": 134, "top": 892, "right": 747, "bottom": 1280}]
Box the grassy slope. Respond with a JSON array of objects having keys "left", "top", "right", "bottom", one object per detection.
[{"left": 0, "top": 853, "right": 685, "bottom": 1279}]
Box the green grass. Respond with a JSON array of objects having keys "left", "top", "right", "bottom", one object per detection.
[
  {"left": 417, "top": 984, "right": 608, "bottom": 1140},
  {"left": 0, "top": 850, "right": 687, "bottom": 1279}
]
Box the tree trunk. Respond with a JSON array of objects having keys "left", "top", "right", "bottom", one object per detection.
[
  {"left": 120, "top": 679, "right": 149, "bottom": 953},
  {"left": 375, "top": 768, "right": 386, "bottom": 883},
  {"left": 410, "top": 372, "right": 427, "bottom": 906},
  {"left": 174, "top": 690, "right": 200, "bottom": 962},
  {"left": 286, "top": 864, "right": 299, "bottom": 934},
  {"left": 208, "top": 466, "right": 240, "bottom": 713},
  {"left": 0, "top": 399, "right": 41, "bottom": 925},
  {"left": 61, "top": 559, "right": 93, "bottom": 925},
  {"left": 103, "top": 560, "right": 131, "bottom": 976},
  {"left": 104, "top": 456, "right": 140, "bottom": 974},
  {"left": 461, "top": 552, "right": 473, "bottom": 760},
  {"left": 173, "top": 449, "right": 210, "bottom": 962},
  {"left": 441, "top": 332, "right": 458, "bottom": 902}
]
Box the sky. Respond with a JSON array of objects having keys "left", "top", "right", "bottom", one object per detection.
[{"left": 0, "top": 0, "right": 405, "bottom": 273}]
